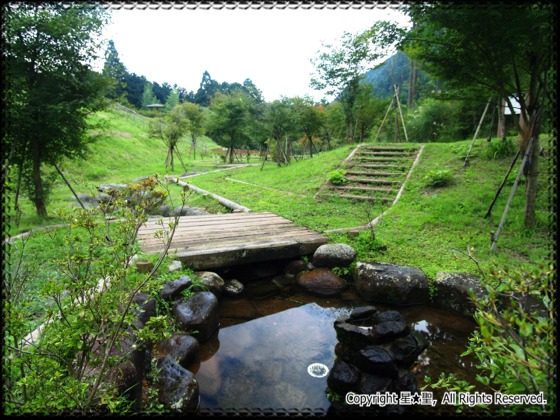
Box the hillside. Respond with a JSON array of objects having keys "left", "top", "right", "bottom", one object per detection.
[{"left": 5, "top": 104, "right": 553, "bottom": 279}]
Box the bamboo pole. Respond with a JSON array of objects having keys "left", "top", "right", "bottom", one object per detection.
[
  {"left": 166, "top": 176, "right": 251, "bottom": 213},
  {"left": 54, "top": 162, "right": 86, "bottom": 210},
  {"left": 464, "top": 98, "right": 492, "bottom": 166},
  {"left": 483, "top": 149, "right": 520, "bottom": 218},
  {"left": 490, "top": 137, "right": 534, "bottom": 253},
  {"left": 394, "top": 85, "right": 409, "bottom": 142}
]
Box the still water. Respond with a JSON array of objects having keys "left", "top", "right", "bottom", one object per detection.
[{"left": 187, "top": 290, "right": 477, "bottom": 412}]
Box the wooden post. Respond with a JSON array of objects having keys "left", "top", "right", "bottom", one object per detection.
[
  {"left": 464, "top": 97, "right": 492, "bottom": 167},
  {"left": 54, "top": 162, "right": 86, "bottom": 210},
  {"left": 483, "top": 149, "right": 520, "bottom": 218},
  {"left": 394, "top": 85, "right": 409, "bottom": 143},
  {"left": 490, "top": 137, "right": 533, "bottom": 253}
]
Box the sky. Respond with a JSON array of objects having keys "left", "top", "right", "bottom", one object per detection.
[{"left": 102, "top": 4, "right": 411, "bottom": 103}]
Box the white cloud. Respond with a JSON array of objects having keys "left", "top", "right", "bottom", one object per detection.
[{"left": 103, "top": 4, "right": 410, "bottom": 102}]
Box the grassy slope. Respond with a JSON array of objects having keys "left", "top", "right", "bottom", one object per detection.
[{"left": 6, "top": 104, "right": 553, "bottom": 279}]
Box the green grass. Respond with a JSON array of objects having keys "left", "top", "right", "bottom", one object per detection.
[{"left": 5, "top": 104, "right": 554, "bottom": 281}]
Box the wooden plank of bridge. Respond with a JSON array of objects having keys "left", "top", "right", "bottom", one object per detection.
[{"left": 137, "top": 212, "right": 328, "bottom": 270}]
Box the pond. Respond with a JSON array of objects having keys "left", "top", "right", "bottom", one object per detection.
[{"left": 186, "top": 288, "right": 479, "bottom": 414}]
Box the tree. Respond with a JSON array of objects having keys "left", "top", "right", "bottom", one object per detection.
[
  {"left": 310, "top": 22, "right": 403, "bottom": 143},
  {"left": 141, "top": 82, "right": 157, "bottom": 108},
  {"left": 165, "top": 88, "right": 180, "bottom": 111},
  {"left": 102, "top": 40, "right": 127, "bottom": 102},
  {"left": 124, "top": 72, "right": 148, "bottom": 109},
  {"left": 148, "top": 105, "right": 189, "bottom": 172},
  {"left": 206, "top": 91, "right": 252, "bottom": 164},
  {"left": 401, "top": 2, "right": 554, "bottom": 227},
  {"left": 292, "top": 97, "right": 324, "bottom": 158},
  {"left": 265, "top": 98, "right": 295, "bottom": 166},
  {"left": 194, "top": 70, "right": 219, "bottom": 107},
  {"left": 180, "top": 102, "right": 206, "bottom": 159},
  {"left": 3, "top": 3, "right": 110, "bottom": 217}
]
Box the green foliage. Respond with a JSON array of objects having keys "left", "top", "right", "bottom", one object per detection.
[
  {"left": 423, "top": 168, "right": 454, "bottom": 188},
  {"left": 4, "top": 2, "right": 110, "bottom": 217},
  {"left": 423, "top": 263, "right": 556, "bottom": 415},
  {"left": 407, "top": 99, "right": 465, "bottom": 142},
  {"left": 463, "top": 264, "right": 555, "bottom": 414},
  {"left": 4, "top": 179, "right": 187, "bottom": 415},
  {"left": 328, "top": 169, "right": 348, "bottom": 185},
  {"left": 480, "top": 138, "right": 516, "bottom": 160}
]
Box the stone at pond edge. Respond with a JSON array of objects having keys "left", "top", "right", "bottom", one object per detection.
[
  {"left": 223, "top": 279, "right": 244, "bottom": 297},
  {"left": 296, "top": 268, "right": 346, "bottom": 296},
  {"left": 312, "top": 243, "right": 356, "bottom": 269},
  {"left": 156, "top": 355, "right": 199, "bottom": 413},
  {"left": 354, "top": 262, "right": 429, "bottom": 305},
  {"left": 173, "top": 291, "right": 220, "bottom": 341},
  {"left": 196, "top": 271, "right": 225, "bottom": 297},
  {"left": 327, "top": 358, "right": 361, "bottom": 395},
  {"left": 434, "top": 272, "right": 486, "bottom": 317},
  {"left": 154, "top": 334, "right": 199, "bottom": 368},
  {"left": 160, "top": 276, "right": 192, "bottom": 301}
]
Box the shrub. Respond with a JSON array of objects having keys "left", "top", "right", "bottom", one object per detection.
[
  {"left": 423, "top": 169, "right": 454, "bottom": 188},
  {"left": 328, "top": 169, "right": 348, "bottom": 185},
  {"left": 480, "top": 138, "right": 516, "bottom": 159}
]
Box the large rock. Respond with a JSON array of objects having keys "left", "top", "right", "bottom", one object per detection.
[
  {"left": 433, "top": 272, "right": 487, "bottom": 317},
  {"left": 296, "top": 268, "right": 347, "bottom": 296},
  {"left": 312, "top": 244, "right": 356, "bottom": 269},
  {"left": 196, "top": 271, "right": 225, "bottom": 297},
  {"left": 157, "top": 355, "right": 199, "bottom": 413},
  {"left": 160, "top": 276, "right": 192, "bottom": 301},
  {"left": 154, "top": 334, "right": 199, "bottom": 368},
  {"left": 173, "top": 291, "right": 219, "bottom": 341},
  {"left": 354, "top": 262, "right": 429, "bottom": 305}
]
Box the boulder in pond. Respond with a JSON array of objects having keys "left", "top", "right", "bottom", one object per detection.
[
  {"left": 354, "top": 262, "right": 429, "bottom": 305},
  {"left": 173, "top": 291, "right": 219, "bottom": 341},
  {"left": 312, "top": 243, "right": 356, "bottom": 269},
  {"left": 296, "top": 268, "right": 347, "bottom": 296},
  {"left": 433, "top": 272, "right": 487, "bottom": 317},
  {"left": 157, "top": 355, "right": 199, "bottom": 413}
]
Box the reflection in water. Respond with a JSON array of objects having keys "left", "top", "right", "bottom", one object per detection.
[
  {"left": 187, "top": 294, "right": 478, "bottom": 412},
  {"left": 189, "top": 304, "right": 350, "bottom": 411}
]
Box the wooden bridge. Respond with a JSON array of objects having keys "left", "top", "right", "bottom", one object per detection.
[{"left": 137, "top": 212, "right": 328, "bottom": 270}]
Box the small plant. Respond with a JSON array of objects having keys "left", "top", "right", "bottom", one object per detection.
[
  {"left": 328, "top": 169, "right": 348, "bottom": 185},
  {"left": 480, "top": 138, "right": 516, "bottom": 160},
  {"left": 423, "top": 169, "right": 454, "bottom": 188}
]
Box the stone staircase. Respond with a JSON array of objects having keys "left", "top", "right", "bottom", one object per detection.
[{"left": 315, "top": 144, "right": 421, "bottom": 204}]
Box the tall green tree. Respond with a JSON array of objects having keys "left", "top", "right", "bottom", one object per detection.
[
  {"left": 164, "top": 87, "right": 180, "bottom": 111},
  {"left": 401, "top": 2, "right": 554, "bottom": 227},
  {"left": 310, "top": 22, "right": 403, "bottom": 143},
  {"left": 292, "top": 97, "right": 324, "bottom": 158},
  {"left": 148, "top": 104, "right": 189, "bottom": 172},
  {"left": 3, "top": 2, "right": 110, "bottom": 217},
  {"left": 194, "top": 70, "right": 219, "bottom": 107},
  {"left": 102, "top": 39, "right": 127, "bottom": 102},
  {"left": 206, "top": 91, "right": 252, "bottom": 164},
  {"left": 265, "top": 98, "right": 296, "bottom": 166},
  {"left": 141, "top": 82, "right": 157, "bottom": 108},
  {"left": 180, "top": 102, "right": 206, "bottom": 159}
]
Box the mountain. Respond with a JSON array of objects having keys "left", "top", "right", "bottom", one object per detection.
[{"left": 364, "top": 51, "right": 433, "bottom": 103}]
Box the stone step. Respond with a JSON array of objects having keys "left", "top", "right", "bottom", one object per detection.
[
  {"left": 322, "top": 193, "right": 392, "bottom": 203},
  {"left": 345, "top": 170, "right": 403, "bottom": 178},
  {"left": 345, "top": 177, "right": 401, "bottom": 185},
  {"left": 335, "top": 185, "right": 395, "bottom": 194}
]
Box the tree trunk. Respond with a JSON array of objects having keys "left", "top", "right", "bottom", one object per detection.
[
  {"left": 31, "top": 137, "right": 47, "bottom": 217},
  {"left": 497, "top": 96, "right": 507, "bottom": 141},
  {"left": 524, "top": 134, "right": 539, "bottom": 227},
  {"left": 407, "top": 59, "right": 418, "bottom": 110}
]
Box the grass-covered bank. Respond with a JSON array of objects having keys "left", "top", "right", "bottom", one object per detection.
[{"left": 5, "top": 105, "right": 553, "bottom": 278}]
